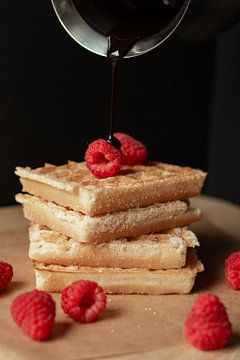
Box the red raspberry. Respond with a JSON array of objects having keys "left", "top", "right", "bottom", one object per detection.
[
  {"left": 0, "top": 261, "right": 13, "bottom": 291},
  {"left": 225, "top": 251, "right": 240, "bottom": 289},
  {"left": 11, "top": 290, "right": 56, "bottom": 341},
  {"left": 61, "top": 280, "right": 107, "bottom": 323},
  {"left": 183, "top": 293, "right": 232, "bottom": 351},
  {"left": 85, "top": 139, "right": 122, "bottom": 178},
  {"left": 114, "top": 132, "right": 148, "bottom": 165},
  {"left": 184, "top": 314, "right": 232, "bottom": 351},
  {"left": 191, "top": 292, "right": 228, "bottom": 322}
]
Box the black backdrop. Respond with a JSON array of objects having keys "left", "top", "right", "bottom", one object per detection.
[{"left": 1, "top": 1, "right": 240, "bottom": 205}]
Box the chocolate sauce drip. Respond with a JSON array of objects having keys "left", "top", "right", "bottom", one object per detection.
[
  {"left": 107, "top": 59, "right": 121, "bottom": 148},
  {"left": 107, "top": 35, "right": 140, "bottom": 147},
  {"left": 73, "top": 0, "right": 185, "bottom": 146}
]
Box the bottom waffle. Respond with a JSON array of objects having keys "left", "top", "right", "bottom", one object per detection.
[{"left": 33, "top": 249, "right": 203, "bottom": 295}]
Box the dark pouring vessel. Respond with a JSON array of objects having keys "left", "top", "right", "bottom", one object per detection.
[{"left": 51, "top": 0, "right": 190, "bottom": 58}]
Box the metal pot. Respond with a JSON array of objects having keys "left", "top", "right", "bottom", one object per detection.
[{"left": 51, "top": 0, "right": 191, "bottom": 58}]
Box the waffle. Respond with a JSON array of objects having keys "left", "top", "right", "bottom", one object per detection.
[
  {"left": 15, "top": 161, "right": 206, "bottom": 216},
  {"left": 33, "top": 249, "right": 203, "bottom": 294},
  {"left": 29, "top": 224, "right": 199, "bottom": 270},
  {"left": 16, "top": 193, "right": 202, "bottom": 243}
]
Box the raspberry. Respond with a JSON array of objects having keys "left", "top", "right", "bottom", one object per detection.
[
  {"left": 184, "top": 314, "right": 232, "bottom": 351},
  {"left": 114, "top": 132, "right": 148, "bottom": 165},
  {"left": 191, "top": 292, "right": 228, "bottom": 322},
  {"left": 61, "top": 280, "right": 107, "bottom": 323},
  {"left": 225, "top": 251, "right": 240, "bottom": 289},
  {"left": 11, "top": 290, "right": 56, "bottom": 341},
  {"left": 183, "top": 293, "right": 232, "bottom": 351},
  {"left": 0, "top": 261, "right": 13, "bottom": 291},
  {"left": 85, "top": 139, "right": 122, "bottom": 178}
]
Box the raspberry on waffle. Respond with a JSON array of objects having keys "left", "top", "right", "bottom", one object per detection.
[
  {"left": 85, "top": 139, "right": 122, "bottom": 178},
  {"left": 114, "top": 132, "right": 148, "bottom": 165}
]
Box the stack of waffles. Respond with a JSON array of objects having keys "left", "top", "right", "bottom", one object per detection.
[{"left": 15, "top": 161, "right": 206, "bottom": 294}]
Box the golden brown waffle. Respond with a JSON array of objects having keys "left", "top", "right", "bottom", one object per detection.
[
  {"left": 29, "top": 224, "right": 199, "bottom": 270},
  {"left": 33, "top": 249, "right": 203, "bottom": 294},
  {"left": 15, "top": 161, "right": 206, "bottom": 215},
  {"left": 16, "top": 193, "right": 202, "bottom": 243}
]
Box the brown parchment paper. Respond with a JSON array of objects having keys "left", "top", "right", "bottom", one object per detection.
[{"left": 0, "top": 197, "right": 240, "bottom": 360}]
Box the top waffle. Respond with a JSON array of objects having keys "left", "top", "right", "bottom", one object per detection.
[{"left": 15, "top": 161, "right": 206, "bottom": 216}]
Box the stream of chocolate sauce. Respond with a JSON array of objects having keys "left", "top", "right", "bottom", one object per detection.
[{"left": 73, "top": 0, "right": 184, "bottom": 146}]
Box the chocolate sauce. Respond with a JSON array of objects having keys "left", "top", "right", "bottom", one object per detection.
[
  {"left": 73, "top": 0, "right": 185, "bottom": 145},
  {"left": 107, "top": 59, "right": 121, "bottom": 148}
]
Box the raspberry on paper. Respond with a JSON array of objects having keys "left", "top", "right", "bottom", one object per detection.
[
  {"left": 85, "top": 139, "right": 122, "bottom": 178},
  {"left": 0, "top": 261, "right": 13, "bottom": 291},
  {"left": 225, "top": 251, "right": 240, "bottom": 289},
  {"left": 114, "top": 132, "right": 148, "bottom": 165},
  {"left": 183, "top": 293, "right": 232, "bottom": 351},
  {"left": 61, "top": 280, "right": 107, "bottom": 323},
  {"left": 11, "top": 290, "right": 56, "bottom": 341},
  {"left": 184, "top": 313, "right": 232, "bottom": 351},
  {"left": 191, "top": 292, "right": 228, "bottom": 322}
]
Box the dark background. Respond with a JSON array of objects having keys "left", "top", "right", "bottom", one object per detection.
[{"left": 1, "top": 1, "right": 240, "bottom": 206}]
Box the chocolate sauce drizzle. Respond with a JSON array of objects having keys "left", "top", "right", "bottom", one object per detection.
[{"left": 73, "top": 0, "right": 185, "bottom": 146}]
